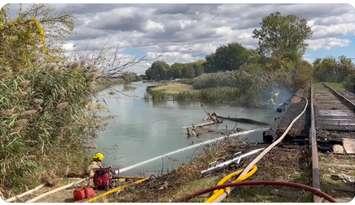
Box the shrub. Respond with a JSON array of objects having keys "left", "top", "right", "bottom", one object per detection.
[
  {"left": 0, "top": 6, "right": 98, "bottom": 196},
  {"left": 192, "top": 71, "right": 237, "bottom": 89},
  {"left": 313, "top": 56, "right": 353, "bottom": 82},
  {"left": 344, "top": 71, "right": 355, "bottom": 93}
]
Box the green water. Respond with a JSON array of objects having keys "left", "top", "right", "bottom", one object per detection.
[{"left": 94, "top": 81, "right": 275, "bottom": 176}]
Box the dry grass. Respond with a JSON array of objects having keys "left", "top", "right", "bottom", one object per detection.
[
  {"left": 108, "top": 144, "right": 312, "bottom": 202},
  {"left": 0, "top": 8, "right": 99, "bottom": 197},
  {"left": 150, "top": 83, "right": 192, "bottom": 95}
]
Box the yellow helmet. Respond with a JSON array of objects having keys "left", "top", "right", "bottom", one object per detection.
[{"left": 93, "top": 152, "right": 105, "bottom": 161}]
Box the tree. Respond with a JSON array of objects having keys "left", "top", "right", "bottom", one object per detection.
[
  {"left": 170, "top": 63, "right": 184, "bottom": 78},
  {"left": 145, "top": 61, "right": 170, "bottom": 80},
  {"left": 313, "top": 56, "right": 354, "bottom": 82},
  {"left": 293, "top": 60, "right": 313, "bottom": 88},
  {"left": 191, "top": 60, "right": 205, "bottom": 76},
  {"left": 253, "top": 12, "right": 312, "bottom": 63},
  {"left": 181, "top": 65, "right": 195, "bottom": 78},
  {"left": 204, "top": 43, "right": 251, "bottom": 73}
]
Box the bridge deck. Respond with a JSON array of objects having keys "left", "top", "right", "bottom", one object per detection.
[{"left": 314, "top": 85, "right": 355, "bottom": 132}]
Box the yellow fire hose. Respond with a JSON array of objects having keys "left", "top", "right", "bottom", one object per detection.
[
  {"left": 85, "top": 177, "right": 149, "bottom": 202},
  {"left": 206, "top": 165, "right": 258, "bottom": 203}
]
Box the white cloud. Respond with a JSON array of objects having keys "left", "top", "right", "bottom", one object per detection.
[
  {"left": 62, "top": 42, "right": 74, "bottom": 51},
  {"left": 146, "top": 51, "right": 198, "bottom": 64},
  {"left": 9, "top": 3, "right": 354, "bottom": 71},
  {"left": 311, "top": 23, "right": 355, "bottom": 38},
  {"left": 307, "top": 38, "right": 351, "bottom": 50},
  {"left": 144, "top": 20, "right": 165, "bottom": 32},
  {"left": 215, "top": 26, "right": 233, "bottom": 36}
]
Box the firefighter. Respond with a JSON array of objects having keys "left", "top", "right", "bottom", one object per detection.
[{"left": 87, "top": 152, "right": 104, "bottom": 187}]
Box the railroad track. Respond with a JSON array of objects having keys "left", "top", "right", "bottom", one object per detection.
[
  {"left": 6, "top": 83, "right": 354, "bottom": 203},
  {"left": 314, "top": 83, "right": 355, "bottom": 133},
  {"left": 310, "top": 83, "right": 355, "bottom": 202}
]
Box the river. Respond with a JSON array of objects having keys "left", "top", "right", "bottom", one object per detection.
[{"left": 94, "top": 81, "right": 277, "bottom": 176}]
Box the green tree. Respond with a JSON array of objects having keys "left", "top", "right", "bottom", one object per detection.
[
  {"left": 293, "top": 60, "right": 313, "bottom": 88},
  {"left": 204, "top": 43, "right": 251, "bottom": 72},
  {"left": 313, "top": 56, "right": 353, "bottom": 82},
  {"left": 253, "top": 12, "right": 312, "bottom": 63},
  {"left": 170, "top": 63, "right": 184, "bottom": 78},
  {"left": 191, "top": 60, "right": 205, "bottom": 76},
  {"left": 145, "top": 61, "right": 170, "bottom": 80},
  {"left": 181, "top": 65, "right": 195, "bottom": 78}
]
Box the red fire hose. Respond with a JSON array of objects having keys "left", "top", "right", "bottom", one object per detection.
[{"left": 175, "top": 180, "right": 336, "bottom": 202}]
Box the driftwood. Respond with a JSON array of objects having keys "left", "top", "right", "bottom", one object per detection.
[
  {"left": 215, "top": 114, "right": 269, "bottom": 126},
  {"left": 182, "top": 121, "right": 217, "bottom": 129},
  {"left": 184, "top": 114, "right": 223, "bottom": 137}
]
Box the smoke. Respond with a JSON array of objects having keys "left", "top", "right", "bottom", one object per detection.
[{"left": 261, "top": 84, "right": 293, "bottom": 109}]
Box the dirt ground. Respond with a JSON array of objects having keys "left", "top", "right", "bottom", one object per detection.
[
  {"left": 318, "top": 151, "right": 355, "bottom": 202},
  {"left": 106, "top": 138, "right": 312, "bottom": 202}
]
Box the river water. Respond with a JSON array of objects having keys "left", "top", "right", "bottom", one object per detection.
[{"left": 94, "top": 82, "right": 277, "bottom": 176}]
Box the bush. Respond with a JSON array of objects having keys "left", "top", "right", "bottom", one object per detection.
[
  {"left": 192, "top": 71, "right": 237, "bottom": 89},
  {"left": 292, "top": 60, "right": 313, "bottom": 89},
  {"left": 344, "top": 71, "right": 355, "bottom": 93},
  {"left": 0, "top": 6, "right": 98, "bottom": 196},
  {"left": 313, "top": 56, "right": 353, "bottom": 82},
  {"left": 175, "top": 87, "right": 240, "bottom": 104}
]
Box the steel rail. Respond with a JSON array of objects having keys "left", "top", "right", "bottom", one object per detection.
[
  {"left": 323, "top": 83, "right": 355, "bottom": 111},
  {"left": 310, "top": 83, "right": 321, "bottom": 202}
]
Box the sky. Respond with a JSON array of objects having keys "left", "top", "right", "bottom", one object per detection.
[{"left": 8, "top": 4, "right": 355, "bottom": 74}]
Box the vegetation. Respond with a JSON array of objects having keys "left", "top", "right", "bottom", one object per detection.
[
  {"left": 145, "top": 43, "right": 253, "bottom": 81},
  {"left": 95, "top": 71, "right": 142, "bottom": 92},
  {"left": 192, "top": 71, "right": 237, "bottom": 89},
  {"left": 344, "top": 73, "right": 355, "bottom": 93},
  {"left": 175, "top": 87, "right": 241, "bottom": 105},
  {"left": 147, "top": 12, "right": 316, "bottom": 106},
  {"left": 149, "top": 83, "right": 192, "bottom": 95},
  {"left": 0, "top": 5, "right": 102, "bottom": 196},
  {"left": 313, "top": 56, "right": 354, "bottom": 84},
  {"left": 313, "top": 56, "right": 355, "bottom": 93},
  {"left": 145, "top": 60, "right": 204, "bottom": 80},
  {"left": 204, "top": 43, "right": 252, "bottom": 73},
  {"left": 253, "top": 11, "right": 312, "bottom": 63}
]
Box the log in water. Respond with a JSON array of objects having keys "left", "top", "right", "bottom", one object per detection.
[{"left": 216, "top": 114, "right": 269, "bottom": 126}]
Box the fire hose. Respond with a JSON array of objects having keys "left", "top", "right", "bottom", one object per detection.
[
  {"left": 206, "top": 96, "right": 309, "bottom": 202},
  {"left": 206, "top": 165, "right": 258, "bottom": 202},
  {"left": 175, "top": 180, "right": 336, "bottom": 202}
]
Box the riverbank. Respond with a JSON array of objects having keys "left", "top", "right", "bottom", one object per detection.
[
  {"left": 94, "top": 81, "right": 274, "bottom": 173},
  {"left": 94, "top": 73, "right": 142, "bottom": 93},
  {"left": 146, "top": 74, "right": 294, "bottom": 107},
  {"left": 107, "top": 138, "right": 312, "bottom": 202},
  {"left": 147, "top": 81, "right": 251, "bottom": 106}
]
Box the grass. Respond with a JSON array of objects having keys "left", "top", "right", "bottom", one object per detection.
[
  {"left": 147, "top": 82, "right": 244, "bottom": 105},
  {"left": 324, "top": 82, "right": 345, "bottom": 92},
  {"left": 165, "top": 175, "right": 221, "bottom": 202},
  {"left": 150, "top": 83, "right": 192, "bottom": 95},
  {"left": 0, "top": 12, "right": 100, "bottom": 198},
  {"left": 108, "top": 142, "right": 313, "bottom": 202}
]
